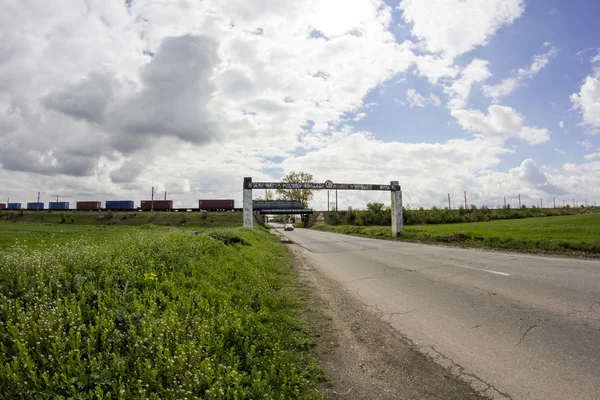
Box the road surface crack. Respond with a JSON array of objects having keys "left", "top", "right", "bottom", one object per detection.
[
  {"left": 515, "top": 318, "right": 549, "bottom": 346},
  {"left": 427, "top": 345, "right": 513, "bottom": 400}
]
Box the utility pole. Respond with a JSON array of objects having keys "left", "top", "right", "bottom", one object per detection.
[
  {"left": 448, "top": 193, "right": 451, "bottom": 209},
  {"left": 56, "top": 195, "right": 59, "bottom": 202},
  {"left": 164, "top": 191, "right": 167, "bottom": 200},
  {"left": 554, "top": 197, "right": 556, "bottom": 208},
  {"left": 563, "top": 199, "right": 565, "bottom": 207},
  {"left": 518, "top": 194, "right": 521, "bottom": 208},
  {"left": 504, "top": 196, "right": 507, "bottom": 208},
  {"left": 37, "top": 191, "right": 41, "bottom": 210},
  {"left": 540, "top": 198, "right": 543, "bottom": 209},
  {"left": 327, "top": 191, "right": 330, "bottom": 211},
  {"left": 151, "top": 187, "right": 155, "bottom": 211},
  {"left": 464, "top": 191, "right": 467, "bottom": 209},
  {"left": 573, "top": 199, "right": 575, "bottom": 208}
]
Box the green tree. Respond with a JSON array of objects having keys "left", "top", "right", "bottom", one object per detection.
[
  {"left": 276, "top": 171, "right": 314, "bottom": 208},
  {"left": 276, "top": 171, "right": 314, "bottom": 227}
]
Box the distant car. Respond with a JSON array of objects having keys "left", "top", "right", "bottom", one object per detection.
[{"left": 284, "top": 224, "right": 294, "bottom": 231}]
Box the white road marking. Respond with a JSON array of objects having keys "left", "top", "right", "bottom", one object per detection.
[{"left": 481, "top": 269, "right": 510, "bottom": 276}]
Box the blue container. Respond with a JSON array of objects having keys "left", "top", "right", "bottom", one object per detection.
[
  {"left": 49, "top": 202, "right": 70, "bottom": 210},
  {"left": 105, "top": 200, "right": 135, "bottom": 210},
  {"left": 27, "top": 202, "right": 44, "bottom": 210},
  {"left": 7, "top": 203, "right": 22, "bottom": 210}
]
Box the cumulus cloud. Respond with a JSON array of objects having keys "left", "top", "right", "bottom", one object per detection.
[
  {"left": 583, "top": 152, "right": 600, "bottom": 161},
  {"left": 483, "top": 43, "right": 558, "bottom": 101},
  {"left": 106, "top": 34, "right": 221, "bottom": 153},
  {"left": 451, "top": 105, "right": 550, "bottom": 144},
  {"left": 1, "top": 0, "right": 593, "bottom": 209},
  {"left": 42, "top": 71, "right": 117, "bottom": 123},
  {"left": 399, "top": 0, "right": 524, "bottom": 58},
  {"left": 577, "top": 139, "right": 593, "bottom": 150},
  {"left": 445, "top": 59, "right": 491, "bottom": 109},
  {"left": 110, "top": 160, "right": 146, "bottom": 184},
  {"left": 571, "top": 75, "right": 600, "bottom": 132},
  {"left": 513, "top": 159, "right": 565, "bottom": 194}
]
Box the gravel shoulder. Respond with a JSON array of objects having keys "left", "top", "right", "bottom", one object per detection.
[{"left": 290, "top": 245, "right": 487, "bottom": 400}]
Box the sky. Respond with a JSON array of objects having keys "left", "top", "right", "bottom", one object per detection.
[{"left": 1, "top": 0, "right": 599, "bottom": 210}]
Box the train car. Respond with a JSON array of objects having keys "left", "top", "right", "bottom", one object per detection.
[
  {"left": 140, "top": 200, "right": 173, "bottom": 211},
  {"left": 198, "top": 199, "right": 235, "bottom": 211},
  {"left": 0, "top": 203, "right": 5, "bottom": 210},
  {"left": 49, "top": 202, "right": 70, "bottom": 210},
  {"left": 252, "top": 200, "right": 302, "bottom": 210},
  {"left": 27, "top": 202, "right": 44, "bottom": 210},
  {"left": 76, "top": 201, "right": 102, "bottom": 211},
  {"left": 105, "top": 200, "right": 135, "bottom": 210},
  {"left": 7, "top": 203, "right": 21, "bottom": 210}
]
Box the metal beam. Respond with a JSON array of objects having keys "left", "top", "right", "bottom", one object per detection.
[{"left": 249, "top": 182, "right": 400, "bottom": 191}]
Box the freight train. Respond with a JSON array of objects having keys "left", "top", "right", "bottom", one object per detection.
[{"left": 0, "top": 199, "right": 305, "bottom": 212}]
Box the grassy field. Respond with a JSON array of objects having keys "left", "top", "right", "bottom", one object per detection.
[
  {"left": 0, "top": 210, "right": 242, "bottom": 228},
  {"left": 0, "top": 222, "right": 147, "bottom": 250},
  {"left": 0, "top": 225, "right": 324, "bottom": 398},
  {"left": 313, "top": 213, "right": 600, "bottom": 255}
]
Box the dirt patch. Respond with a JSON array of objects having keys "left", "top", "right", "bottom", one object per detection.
[{"left": 291, "top": 245, "right": 487, "bottom": 400}]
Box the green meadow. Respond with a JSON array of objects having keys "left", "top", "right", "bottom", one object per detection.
[{"left": 313, "top": 213, "right": 600, "bottom": 254}]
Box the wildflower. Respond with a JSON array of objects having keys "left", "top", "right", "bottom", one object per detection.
[{"left": 144, "top": 272, "right": 157, "bottom": 281}]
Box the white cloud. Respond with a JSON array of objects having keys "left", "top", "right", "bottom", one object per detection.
[
  {"left": 404, "top": 89, "right": 441, "bottom": 108},
  {"left": 445, "top": 59, "right": 491, "bottom": 109},
  {"left": 1, "top": 0, "right": 596, "bottom": 210},
  {"left": 584, "top": 152, "right": 600, "bottom": 160},
  {"left": 571, "top": 76, "right": 600, "bottom": 131},
  {"left": 429, "top": 94, "right": 442, "bottom": 108},
  {"left": 451, "top": 105, "right": 551, "bottom": 145},
  {"left": 483, "top": 44, "right": 558, "bottom": 101},
  {"left": 353, "top": 113, "right": 367, "bottom": 121},
  {"left": 399, "top": 0, "right": 524, "bottom": 58},
  {"left": 413, "top": 54, "right": 459, "bottom": 83},
  {"left": 0, "top": 0, "right": 416, "bottom": 201},
  {"left": 406, "top": 89, "right": 427, "bottom": 107},
  {"left": 559, "top": 121, "right": 564, "bottom": 128},
  {"left": 518, "top": 127, "right": 551, "bottom": 145},
  {"left": 577, "top": 139, "right": 594, "bottom": 151}
]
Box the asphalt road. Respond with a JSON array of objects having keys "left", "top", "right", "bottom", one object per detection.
[{"left": 273, "top": 224, "right": 600, "bottom": 400}]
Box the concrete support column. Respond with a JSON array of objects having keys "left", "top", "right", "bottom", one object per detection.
[
  {"left": 243, "top": 177, "right": 253, "bottom": 228},
  {"left": 391, "top": 181, "right": 403, "bottom": 237}
]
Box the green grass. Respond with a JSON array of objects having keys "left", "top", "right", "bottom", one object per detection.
[
  {"left": 0, "top": 210, "right": 242, "bottom": 228},
  {"left": 313, "top": 214, "right": 600, "bottom": 254},
  {"left": 0, "top": 222, "right": 147, "bottom": 250},
  {"left": 0, "top": 227, "right": 323, "bottom": 399}
]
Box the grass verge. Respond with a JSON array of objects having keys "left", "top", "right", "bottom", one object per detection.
[
  {"left": 0, "top": 227, "right": 322, "bottom": 399},
  {"left": 313, "top": 214, "right": 600, "bottom": 255}
]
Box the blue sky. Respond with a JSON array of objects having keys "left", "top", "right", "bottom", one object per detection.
[
  {"left": 0, "top": 0, "right": 599, "bottom": 209},
  {"left": 352, "top": 0, "right": 599, "bottom": 171}
]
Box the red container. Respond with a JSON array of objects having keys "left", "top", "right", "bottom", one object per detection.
[
  {"left": 0, "top": 203, "right": 6, "bottom": 210},
  {"left": 76, "top": 201, "right": 102, "bottom": 210},
  {"left": 199, "top": 199, "right": 235, "bottom": 211},
  {"left": 140, "top": 200, "right": 173, "bottom": 211}
]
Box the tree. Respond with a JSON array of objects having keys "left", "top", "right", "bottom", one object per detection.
[
  {"left": 276, "top": 171, "right": 314, "bottom": 227},
  {"left": 276, "top": 171, "right": 314, "bottom": 208}
]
